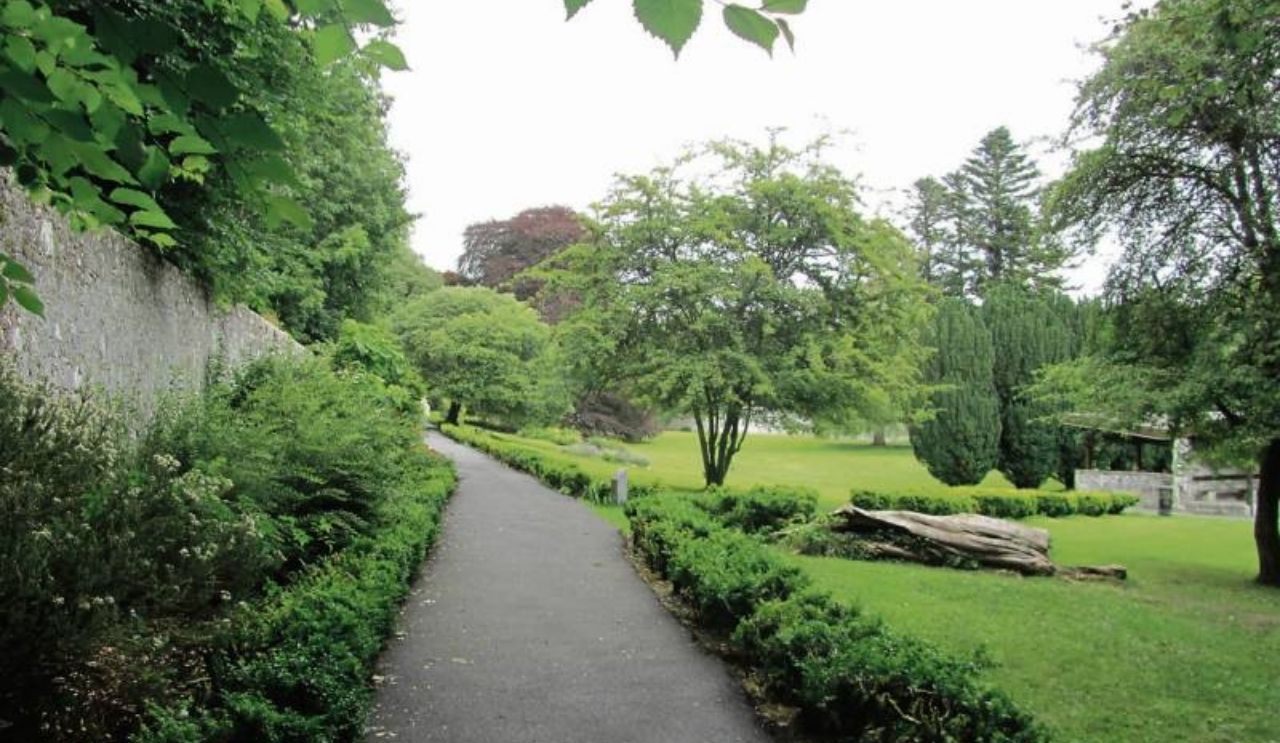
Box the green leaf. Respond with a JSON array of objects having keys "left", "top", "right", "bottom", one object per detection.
[
  {"left": 0, "top": 67, "right": 54, "bottom": 103},
  {"left": 1, "top": 1, "right": 37, "bottom": 28},
  {"left": 265, "top": 194, "right": 314, "bottom": 230},
  {"left": 4, "top": 35, "right": 37, "bottom": 72},
  {"left": 108, "top": 187, "right": 162, "bottom": 212},
  {"left": 761, "top": 0, "right": 807, "bottom": 13},
  {"left": 12, "top": 285, "right": 43, "bottom": 316},
  {"left": 68, "top": 141, "right": 138, "bottom": 184},
  {"left": 0, "top": 281, "right": 7, "bottom": 308},
  {"left": 362, "top": 39, "right": 407, "bottom": 71},
  {"left": 220, "top": 112, "right": 286, "bottom": 151},
  {"left": 170, "top": 134, "right": 218, "bottom": 156},
  {"left": 723, "top": 5, "right": 778, "bottom": 55},
  {"left": 313, "top": 23, "right": 355, "bottom": 66},
  {"left": 343, "top": 0, "right": 395, "bottom": 27},
  {"left": 565, "top": 0, "right": 596, "bottom": 19},
  {"left": 136, "top": 146, "right": 172, "bottom": 189},
  {"left": 2, "top": 259, "right": 35, "bottom": 284},
  {"left": 633, "top": 0, "right": 703, "bottom": 58},
  {"left": 145, "top": 231, "right": 178, "bottom": 249},
  {"left": 776, "top": 17, "right": 795, "bottom": 52},
  {"left": 129, "top": 209, "right": 178, "bottom": 230},
  {"left": 185, "top": 64, "right": 238, "bottom": 110},
  {"left": 244, "top": 154, "right": 300, "bottom": 187},
  {"left": 46, "top": 67, "right": 80, "bottom": 103}
]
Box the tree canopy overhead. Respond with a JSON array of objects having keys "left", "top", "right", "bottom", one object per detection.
[{"left": 544, "top": 133, "right": 931, "bottom": 487}]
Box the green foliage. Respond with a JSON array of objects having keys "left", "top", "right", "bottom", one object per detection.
[
  {"left": 135, "top": 448, "right": 455, "bottom": 743},
  {"left": 0, "top": 0, "right": 407, "bottom": 316},
  {"left": 701, "top": 485, "right": 818, "bottom": 534},
  {"left": 328, "top": 319, "right": 425, "bottom": 413},
  {"left": 906, "top": 128, "right": 1071, "bottom": 299},
  {"left": 0, "top": 354, "right": 453, "bottom": 738},
  {"left": 564, "top": 0, "right": 805, "bottom": 57},
  {"left": 984, "top": 284, "right": 1080, "bottom": 488},
  {"left": 1045, "top": 0, "right": 1280, "bottom": 583},
  {"left": 517, "top": 425, "right": 583, "bottom": 446},
  {"left": 394, "top": 286, "right": 570, "bottom": 428},
  {"left": 849, "top": 488, "right": 1139, "bottom": 520},
  {"left": 910, "top": 298, "right": 1002, "bottom": 485},
  {"left": 543, "top": 134, "right": 931, "bottom": 487},
  {"left": 443, "top": 423, "right": 660, "bottom": 504},
  {"left": 626, "top": 492, "right": 1044, "bottom": 741}
]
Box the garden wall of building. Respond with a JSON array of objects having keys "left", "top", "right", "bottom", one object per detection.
[{"left": 0, "top": 177, "right": 300, "bottom": 417}]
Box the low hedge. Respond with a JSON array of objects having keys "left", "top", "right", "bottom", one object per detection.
[
  {"left": 442, "top": 424, "right": 659, "bottom": 503},
  {"left": 850, "top": 488, "right": 1139, "bottom": 519},
  {"left": 134, "top": 449, "right": 456, "bottom": 742},
  {"left": 626, "top": 494, "right": 1046, "bottom": 742}
]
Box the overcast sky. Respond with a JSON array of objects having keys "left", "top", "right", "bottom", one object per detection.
[{"left": 381, "top": 1, "right": 1134, "bottom": 294}]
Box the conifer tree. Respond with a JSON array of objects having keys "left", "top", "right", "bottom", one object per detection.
[
  {"left": 984, "top": 284, "right": 1078, "bottom": 488},
  {"left": 910, "top": 299, "right": 1002, "bottom": 485}
]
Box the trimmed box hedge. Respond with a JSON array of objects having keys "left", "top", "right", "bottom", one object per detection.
[
  {"left": 849, "top": 488, "right": 1139, "bottom": 519},
  {"left": 626, "top": 493, "right": 1045, "bottom": 742},
  {"left": 443, "top": 423, "right": 660, "bottom": 503}
]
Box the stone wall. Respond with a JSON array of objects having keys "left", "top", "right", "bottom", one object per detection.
[
  {"left": 1076, "top": 469, "right": 1173, "bottom": 511},
  {"left": 0, "top": 177, "right": 300, "bottom": 416}
]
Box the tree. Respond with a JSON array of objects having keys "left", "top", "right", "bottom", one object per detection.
[
  {"left": 910, "top": 299, "right": 1001, "bottom": 485},
  {"left": 1044, "top": 0, "right": 1280, "bottom": 584},
  {"left": 545, "top": 135, "right": 931, "bottom": 487},
  {"left": 0, "top": 0, "right": 408, "bottom": 315},
  {"left": 392, "top": 287, "right": 569, "bottom": 427},
  {"left": 459, "top": 206, "right": 585, "bottom": 299},
  {"left": 905, "top": 128, "right": 1072, "bottom": 298},
  {"left": 904, "top": 176, "right": 968, "bottom": 297},
  {"left": 985, "top": 284, "right": 1079, "bottom": 488},
  {"left": 0, "top": 0, "right": 810, "bottom": 318}
]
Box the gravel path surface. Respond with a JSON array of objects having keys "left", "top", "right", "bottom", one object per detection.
[{"left": 364, "top": 430, "right": 771, "bottom": 743}]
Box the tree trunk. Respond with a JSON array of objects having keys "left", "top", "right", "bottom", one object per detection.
[
  {"left": 693, "top": 407, "right": 750, "bottom": 488},
  {"left": 1255, "top": 437, "right": 1280, "bottom": 587},
  {"left": 445, "top": 400, "right": 462, "bottom": 426},
  {"left": 872, "top": 428, "right": 887, "bottom": 447}
]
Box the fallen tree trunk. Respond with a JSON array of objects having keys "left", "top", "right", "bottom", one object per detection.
[{"left": 828, "top": 506, "right": 1124, "bottom": 579}]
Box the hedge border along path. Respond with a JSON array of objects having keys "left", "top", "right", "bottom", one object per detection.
[{"left": 364, "top": 430, "right": 772, "bottom": 743}]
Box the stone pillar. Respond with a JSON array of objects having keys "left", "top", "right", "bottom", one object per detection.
[{"left": 613, "top": 469, "right": 629, "bottom": 505}]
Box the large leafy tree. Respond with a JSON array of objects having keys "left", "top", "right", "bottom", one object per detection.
[
  {"left": 910, "top": 298, "right": 1001, "bottom": 486},
  {"left": 459, "top": 206, "right": 585, "bottom": 299},
  {"left": 392, "top": 287, "right": 569, "bottom": 427},
  {"left": 545, "top": 135, "right": 931, "bottom": 487},
  {"left": 0, "top": 0, "right": 408, "bottom": 313},
  {"left": 1044, "top": 0, "right": 1280, "bottom": 585}
]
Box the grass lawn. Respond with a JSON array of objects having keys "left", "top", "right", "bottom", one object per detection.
[
  {"left": 795, "top": 515, "right": 1280, "bottom": 743},
  {"left": 482, "top": 427, "right": 1278, "bottom": 741},
  {"left": 490, "top": 429, "right": 1034, "bottom": 509}
]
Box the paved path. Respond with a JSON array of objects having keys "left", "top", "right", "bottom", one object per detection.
[{"left": 365, "top": 431, "right": 771, "bottom": 743}]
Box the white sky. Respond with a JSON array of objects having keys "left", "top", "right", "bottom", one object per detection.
[{"left": 382, "top": 1, "right": 1133, "bottom": 295}]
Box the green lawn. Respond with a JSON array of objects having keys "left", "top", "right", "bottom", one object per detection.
[
  {"left": 489, "top": 428, "right": 1278, "bottom": 742},
  {"left": 497, "top": 429, "right": 1032, "bottom": 509},
  {"left": 795, "top": 515, "right": 1280, "bottom": 743}
]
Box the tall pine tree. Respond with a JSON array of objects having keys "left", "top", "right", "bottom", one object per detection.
[
  {"left": 910, "top": 299, "right": 1002, "bottom": 485},
  {"left": 906, "top": 127, "right": 1073, "bottom": 298}
]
